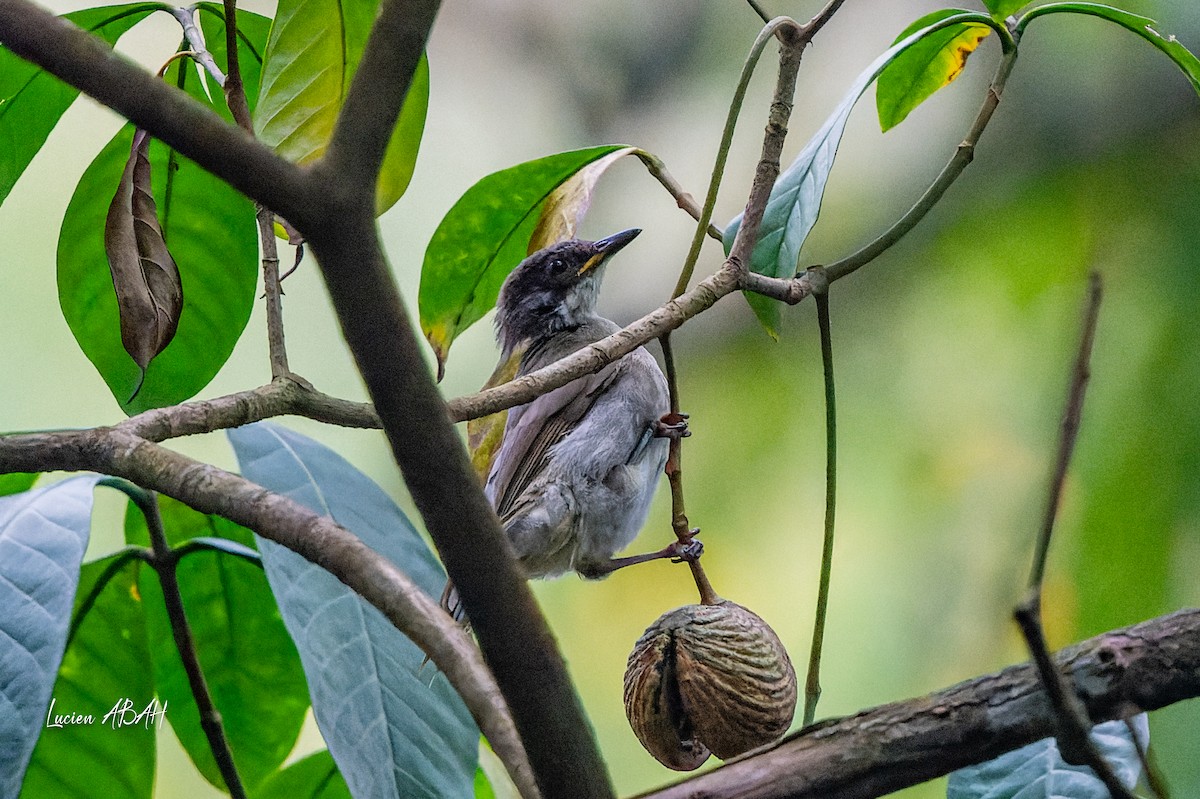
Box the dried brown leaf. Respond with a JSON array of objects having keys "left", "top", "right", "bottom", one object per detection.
[{"left": 103, "top": 128, "right": 182, "bottom": 398}]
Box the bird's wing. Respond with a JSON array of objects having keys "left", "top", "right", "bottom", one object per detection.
[{"left": 489, "top": 363, "right": 623, "bottom": 519}]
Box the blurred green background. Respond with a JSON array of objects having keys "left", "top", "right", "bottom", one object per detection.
[{"left": 4, "top": 0, "right": 1200, "bottom": 796}]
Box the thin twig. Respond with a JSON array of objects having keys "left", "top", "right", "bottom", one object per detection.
[
  {"left": 170, "top": 6, "right": 226, "bottom": 86},
  {"left": 745, "top": 0, "right": 771, "bottom": 26},
  {"left": 802, "top": 276, "right": 836, "bottom": 727},
  {"left": 1028, "top": 272, "right": 1101, "bottom": 591},
  {"left": 823, "top": 41, "right": 1018, "bottom": 283},
  {"left": 1014, "top": 598, "right": 1136, "bottom": 799},
  {"left": 124, "top": 485, "right": 248, "bottom": 799},
  {"left": 256, "top": 206, "right": 291, "bottom": 379},
  {"left": 674, "top": 16, "right": 799, "bottom": 296},
  {"left": 1015, "top": 274, "right": 1132, "bottom": 798},
  {"left": 632, "top": 150, "right": 723, "bottom": 242},
  {"left": 216, "top": 0, "right": 291, "bottom": 378},
  {"left": 219, "top": 0, "right": 252, "bottom": 132},
  {"left": 658, "top": 333, "right": 719, "bottom": 606}
]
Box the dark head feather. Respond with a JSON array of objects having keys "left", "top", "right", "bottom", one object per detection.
[{"left": 495, "top": 229, "right": 640, "bottom": 355}]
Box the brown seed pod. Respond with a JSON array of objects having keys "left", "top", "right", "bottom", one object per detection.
[{"left": 623, "top": 601, "right": 798, "bottom": 770}]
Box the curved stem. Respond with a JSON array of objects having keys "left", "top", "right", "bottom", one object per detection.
[
  {"left": 123, "top": 485, "right": 248, "bottom": 799},
  {"left": 802, "top": 284, "right": 837, "bottom": 727},
  {"left": 65, "top": 545, "right": 152, "bottom": 650},
  {"left": 674, "top": 15, "right": 798, "bottom": 297},
  {"left": 824, "top": 44, "right": 1019, "bottom": 283}
]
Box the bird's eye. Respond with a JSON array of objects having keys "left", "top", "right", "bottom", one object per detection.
[{"left": 551, "top": 259, "right": 564, "bottom": 271}]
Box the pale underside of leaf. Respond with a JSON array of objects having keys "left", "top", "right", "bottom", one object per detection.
[
  {"left": 528, "top": 146, "right": 637, "bottom": 250},
  {"left": 723, "top": 11, "right": 992, "bottom": 335},
  {"left": 103, "top": 129, "right": 182, "bottom": 395}
]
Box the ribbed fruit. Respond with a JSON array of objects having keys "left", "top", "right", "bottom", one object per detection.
[{"left": 623, "top": 601, "right": 797, "bottom": 770}]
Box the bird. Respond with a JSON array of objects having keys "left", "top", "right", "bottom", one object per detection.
[{"left": 444, "top": 228, "right": 694, "bottom": 619}]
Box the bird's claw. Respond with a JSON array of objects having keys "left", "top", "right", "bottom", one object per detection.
[
  {"left": 669, "top": 531, "right": 703, "bottom": 563},
  {"left": 655, "top": 412, "right": 691, "bottom": 439}
]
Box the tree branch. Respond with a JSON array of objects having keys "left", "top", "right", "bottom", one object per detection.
[
  {"left": 0, "top": 427, "right": 537, "bottom": 799},
  {"left": 638, "top": 608, "right": 1200, "bottom": 799}
]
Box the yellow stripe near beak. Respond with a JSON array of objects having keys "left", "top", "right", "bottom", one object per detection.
[{"left": 577, "top": 252, "right": 607, "bottom": 276}]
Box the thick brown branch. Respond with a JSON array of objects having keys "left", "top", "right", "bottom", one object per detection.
[{"left": 639, "top": 608, "right": 1200, "bottom": 799}]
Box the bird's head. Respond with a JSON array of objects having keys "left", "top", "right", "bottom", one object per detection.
[{"left": 496, "top": 228, "right": 641, "bottom": 355}]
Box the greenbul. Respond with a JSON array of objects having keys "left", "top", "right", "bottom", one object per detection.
[{"left": 445, "top": 228, "right": 692, "bottom": 620}]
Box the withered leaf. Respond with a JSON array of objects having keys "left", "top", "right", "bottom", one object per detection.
[
  {"left": 104, "top": 128, "right": 183, "bottom": 399},
  {"left": 467, "top": 348, "right": 525, "bottom": 481}
]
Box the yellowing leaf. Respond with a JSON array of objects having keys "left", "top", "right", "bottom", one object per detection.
[
  {"left": 467, "top": 350, "right": 524, "bottom": 481},
  {"left": 877, "top": 10, "right": 992, "bottom": 132}
]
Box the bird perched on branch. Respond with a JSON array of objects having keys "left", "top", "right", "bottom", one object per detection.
[{"left": 444, "top": 229, "right": 695, "bottom": 619}]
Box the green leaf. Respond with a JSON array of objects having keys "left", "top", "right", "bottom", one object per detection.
[
  {"left": 723, "top": 11, "right": 993, "bottom": 336},
  {"left": 948, "top": 716, "right": 1148, "bottom": 798},
  {"left": 228, "top": 422, "right": 480, "bottom": 799},
  {"left": 0, "top": 476, "right": 100, "bottom": 796},
  {"left": 418, "top": 144, "right": 627, "bottom": 376},
  {"left": 254, "top": 0, "right": 428, "bottom": 213},
  {"left": 474, "top": 765, "right": 496, "bottom": 799},
  {"left": 376, "top": 53, "right": 430, "bottom": 213},
  {"left": 20, "top": 554, "right": 155, "bottom": 799},
  {"left": 1018, "top": 3, "right": 1200, "bottom": 95},
  {"left": 983, "top": 0, "right": 1025, "bottom": 19},
  {"left": 124, "top": 496, "right": 308, "bottom": 792},
  {"left": 256, "top": 750, "right": 351, "bottom": 799},
  {"left": 57, "top": 59, "right": 258, "bottom": 414},
  {"left": 877, "top": 10, "right": 992, "bottom": 132},
  {"left": 0, "top": 3, "right": 169, "bottom": 208},
  {"left": 0, "top": 472, "right": 37, "bottom": 497}
]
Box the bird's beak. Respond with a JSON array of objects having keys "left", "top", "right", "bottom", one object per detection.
[{"left": 578, "top": 228, "right": 642, "bottom": 276}]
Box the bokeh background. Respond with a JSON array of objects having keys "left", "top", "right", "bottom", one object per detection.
[{"left": 5, "top": 0, "right": 1200, "bottom": 796}]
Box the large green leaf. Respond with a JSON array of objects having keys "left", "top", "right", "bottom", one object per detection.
[
  {"left": 20, "top": 554, "right": 155, "bottom": 799},
  {"left": 0, "top": 476, "right": 100, "bottom": 796},
  {"left": 254, "top": 0, "right": 428, "bottom": 213},
  {"left": 947, "top": 716, "right": 1147, "bottom": 798},
  {"left": 1017, "top": 3, "right": 1200, "bottom": 95},
  {"left": 57, "top": 58, "right": 258, "bottom": 414},
  {"left": 124, "top": 496, "right": 308, "bottom": 793},
  {"left": 418, "top": 144, "right": 627, "bottom": 375},
  {"left": 257, "top": 750, "right": 351, "bottom": 799},
  {"left": 723, "top": 11, "right": 993, "bottom": 336},
  {"left": 228, "top": 422, "right": 480, "bottom": 799},
  {"left": 0, "top": 3, "right": 169, "bottom": 207},
  {"left": 877, "top": 10, "right": 993, "bottom": 132}
]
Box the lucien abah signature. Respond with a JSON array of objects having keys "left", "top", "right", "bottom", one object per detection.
[{"left": 44, "top": 697, "right": 168, "bottom": 730}]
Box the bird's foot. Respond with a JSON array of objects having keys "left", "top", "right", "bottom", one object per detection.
[
  {"left": 667, "top": 530, "right": 704, "bottom": 563},
  {"left": 580, "top": 530, "right": 703, "bottom": 577},
  {"left": 655, "top": 412, "right": 691, "bottom": 440}
]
